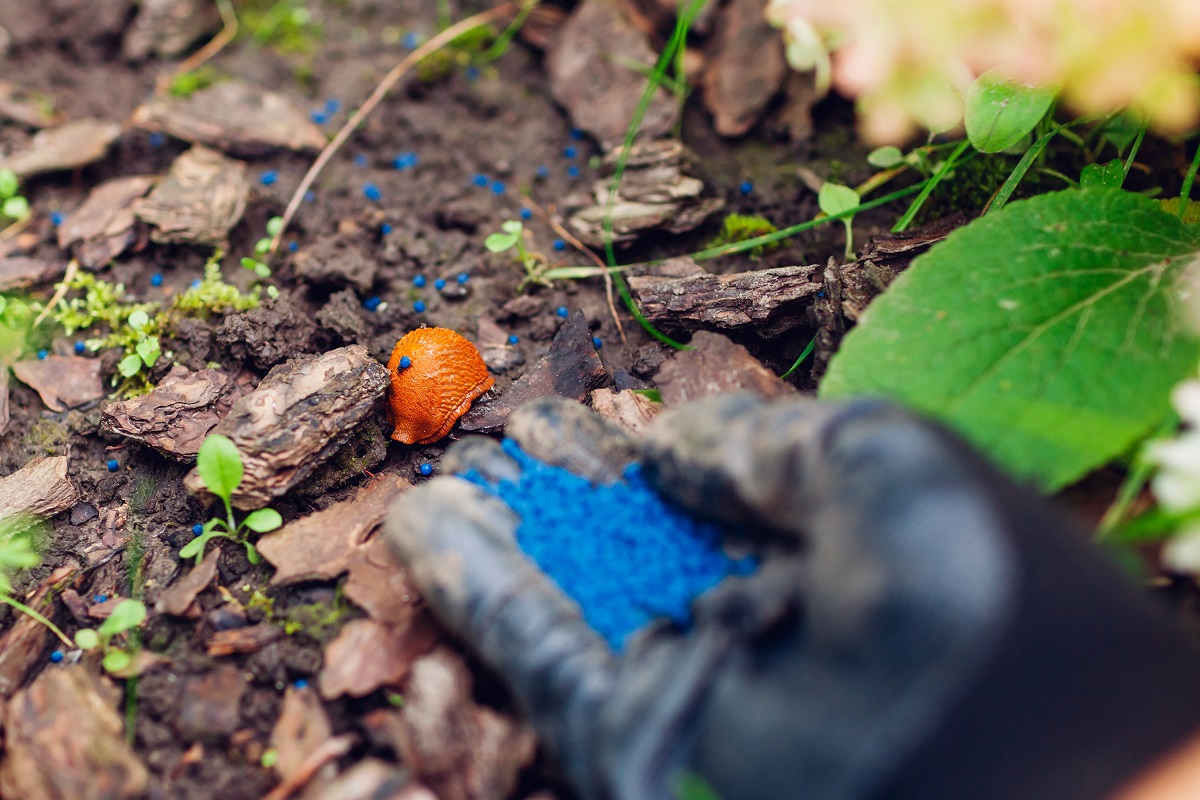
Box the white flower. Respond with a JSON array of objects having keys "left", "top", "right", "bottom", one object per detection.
[
  {"left": 1162, "top": 527, "right": 1200, "bottom": 575},
  {"left": 1149, "top": 380, "right": 1200, "bottom": 512}
]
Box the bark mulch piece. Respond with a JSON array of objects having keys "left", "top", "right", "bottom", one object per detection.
[
  {"left": 58, "top": 175, "right": 157, "bottom": 268},
  {"left": 11, "top": 354, "right": 104, "bottom": 412},
  {"left": 701, "top": 0, "right": 788, "bottom": 137},
  {"left": 132, "top": 145, "right": 250, "bottom": 246},
  {"left": 656, "top": 330, "right": 797, "bottom": 405},
  {"left": 0, "top": 566, "right": 76, "bottom": 699},
  {"left": 0, "top": 455, "right": 79, "bottom": 521},
  {"left": 0, "top": 256, "right": 67, "bottom": 291},
  {"left": 0, "top": 117, "right": 122, "bottom": 178}
]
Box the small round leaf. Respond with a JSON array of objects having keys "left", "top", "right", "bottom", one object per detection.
[
  {"left": 74, "top": 628, "right": 100, "bottom": 650},
  {"left": 197, "top": 434, "right": 243, "bottom": 500},
  {"left": 818, "top": 183, "right": 860, "bottom": 217},
  {"left": 243, "top": 508, "right": 282, "bottom": 533},
  {"left": 965, "top": 69, "right": 1056, "bottom": 154}
]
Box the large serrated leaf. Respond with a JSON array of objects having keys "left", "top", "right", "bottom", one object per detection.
[{"left": 820, "top": 188, "right": 1200, "bottom": 490}]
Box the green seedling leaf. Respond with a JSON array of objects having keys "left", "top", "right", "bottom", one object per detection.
[
  {"left": 266, "top": 216, "right": 284, "bottom": 236},
  {"left": 867, "top": 146, "right": 905, "bottom": 169},
  {"left": 485, "top": 232, "right": 519, "bottom": 253},
  {"left": 1080, "top": 160, "right": 1124, "bottom": 189},
  {"left": 254, "top": 237, "right": 271, "bottom": 255},
  {"left": 245, "top": 542, "right": 261, "bottom": 565},
  {"left": 127, "top": 309, "right": 150, "bottom": 331},
  {"left": 501, "top": 219, "right": 523, "bottom": 234},
  {"left": 673, "top": 771, "right": 722, "bottom": 800},
  {"left": 197, "top": 433, "right": 243, "bottom": 500},
  {"left": 117, "top": 353, "right": 144, "bottom": 378},
  {"left": 821, "top": 188, "right": 1200, "bottom": 490},
  {"left": 254, "top": 263, "right": 271, "bottom": 278},
  {"left": 818, "top": 183, "right": 860, "bottom": 216},
  {"left": 136, "top": 336, "right": 160, "bottom": 368},
  {"left": 539, "top": 265, "right": 631, "bottom": 282},
  {"left": 97, "top": 599, "right": 147, "bottom": 639},
  {"left": 2, "top": 196, "right": 29, "bottom": 220},
  {"left": 0, "top": 169, "right": 17, "bottom": 199},
  {"left": 0, "top": 534, "right": 39, "bottom": 571},
  {"left": 102, "top": 650, "right": 132, "bottom": 674},
  {"left": 74, "top": 628, "right": 100, "bottom": 650},
  {"left": 243, "top": 508, "right": 282, "bottom": 533},
  {"left": 964, "top": 69, "right": 1056, "bottom": 154},
  {"left": 1100, "top": 110, "right": 1145, "bottom": 155}
]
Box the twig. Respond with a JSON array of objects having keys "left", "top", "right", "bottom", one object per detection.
[
  {"left": 522, "top": 199, "right": 627, "bottom": 344},
  {"left": 156, "top": 0, "right": 239, "bottom": 97},
  {"left": 268, "top": 3, "right": 518, "bottom": 256},
  {"left": 33, "top": 258, "right": 78, "bottom": 327}
]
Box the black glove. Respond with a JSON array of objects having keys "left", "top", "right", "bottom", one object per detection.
[{"left": 385, "top": 394, "right": 1200, "bottom": 800}]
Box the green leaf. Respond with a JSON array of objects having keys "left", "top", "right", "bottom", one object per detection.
[
  {"left": 485, "top": 232, "right": 519, "bottom": 253},
  {"left": 818, "top": 183, "right": 859, "bottom": 217},
  {"left": 74, "top": 628, "right": 100, "bottom": 650},
  {"left": 197, "top": 434, "right": 243, "bottom": 501},
  {"left": 102, "top": 650, "right": 132, "bottom": 674},
  {"left": 136, "top": 336, "right": 160, "bottom": 368},
  {"left": 673, "top": 770, "right": 722, "bottom": 800},
  {"left": 2, "top": 196, "right": 29, "bottom": 220},
  {"left": 539, "top": 265, "right": 630, "bottom": 282},
  {"left": 97, "top": 599, "right": 146, "bottom": 639},
  {"left": 243, "top": 508, "right": 282, "bottom": 533},
  {"left": 178, "top": 534, "right": 206, "bottom": 561},
  {"left": 0, "top": 168, "right": 17, "bottom": 199},
  {"left": 266, "top": 216, "right": 284, "bottom": 236},
  {"left": 254, "top": 237, "right": 271, "bottom": 255},
  {"left": 254, "top": 263, "right": 271, "bottom": 279},
  {"left": 245, "top": 541, "right": 261, "bottom": 565},
  {"left": 117, "top": 353, "right": 144, "bottom": 377},
  {"left": 500, "top": 219, "right": 523, "bottom": 235},
  {"left": 867, "top": 146, "right": 905, "bottom": 169},
  {"left": 1080, "top": 160, "right": 1124, "bottom": 190},
  {"left": 964, "top": 69, "right": 1056, "bottom": 154},
  {"left": 820, "top": 188, "right": 1200, "bottom": 490},
  {"left": 127, "top": 309, "right": 150, "bottom": 331},
  {"left": 240, "top": 257, "right": 259, "bottom": 271}
]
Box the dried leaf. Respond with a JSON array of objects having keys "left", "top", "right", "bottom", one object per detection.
[
  {"left": 0, "top": 118, "right": 122, "bottom": 179},
  {"left": 318, "top": 616, "right": 437, "bottom": 700},
  {"left": 11, "top": 354, "right": 104, "bottom": 412},
  {"left": 58, "top": 175, "right": 157, "bottom": 268}
]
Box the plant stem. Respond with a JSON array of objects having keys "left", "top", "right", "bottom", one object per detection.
[
  {"left": 0, "top": 593, "right": 74, "bottom": 648},
  {"left": 779, "top": 335, "right": 817, "bottom": 380},
  {"left": 1096, "top": 413, "right": 1179, "bottom": 539},
  {"left": 1179, "top": 139, "right": 1200, "bottom": 220},
  {"left": 1120, "top": 124, "right": 1147, "bottom": 183},
  {"left": 892, "top": 139, "right": 971, "bottom": 232}
]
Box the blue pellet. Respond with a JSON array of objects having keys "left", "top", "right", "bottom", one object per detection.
[
  {"left": 363, "top": 183, "right": 382, "bottom": 201},
  {"left": 399, "top": 355, "right": 412, "bottom": 369},
  {"left": 553, "top": 239, "right": 565, "bottom": 251},
  {"left": 569, "top": 128, "right": 583, "bottom": 140},
  {"left": 106, "top": 459, "right": 118, "bottom": 472},
  {"left": 294, "top": 679, "right": 309, "bottom": 690},
  {"left": 364, "top": 296, "right": 381, "bottom": 312},
  {"left": 535, "top": 165, "right": 549, "bottom": 179},
  {"left": 419, "top": 463, "right": 433, "bottom": 476},
  {"left": 508, "top": 334, "right": 519, "bottom": 345},
  {"left": 192, "top": 523, "right": 203, "bottom": 535},
  {"left": 150, "top": 273, "right": 163, "bottom": 287},
  {"left": 456, "top": 272, "right": 469, "bottom": 284},
  {"left": 304, "top": 191, "right": 316, "bottom": 203},
  {"left": 260, "top": 171, "right": 278, "bottom": 186},
  {"left": 50, "top": 211, "right": 64, "bottom": 226},
  {"left": 393, "top": 152, "right": 418, "bottom": 170},
  {"left": 434, "top": 278, "right": 446, "bottom": 290},
  {"left": 567, "top": 165, "right": 580, "bottom": 179},
  {"left": 325, "top": 98, "right": 341, "bottom": 114},
  {"left": 465, "top": 66, "right": 480, "bottom": 82},
  {"left": 310, "top": 110, "right": 328, "bottom": 125},
  {"left": 414, "top": 300, "right": 426, "bottom": 313},
  {"left": 491, "top": 181, "right": 506, "bottom": 195},
  {"left": 462, "top": 441, "right": 754, "bottom": 649},
  {"left": 93, "top": 594, "right": 107, "bottom": 603},
  {"left": 564, "top": 146, "right": 577, "bottom": 159},
  {"left": 593, "top": 336, "right": 602, "bottom": 349},
  {"left": 37, "top": 349, "right": 47, "bottom": 360},
  {"left": 149, "top": 132, "right": 165, "bottom": 147},
  {"left": 289, "top": 241, "right": 298, "bottom": 252},
  {"left": 555, "top": 306, "right": 568, "bottom": 318},
  {"left": 403, "top": 31, "right": 420, "bottom": 50},
  {"left": 413, "top": 275, "right": 427, "bottom": 288},
  {"left": 354, "top": 154, "right": 369, "bottom": 168},
  {"left": 74, "top": 341, "right": 85, "bottom": 354},
  {"left": 381, "top": 223, "right": 393, "bottom": 234},
  {"left": 739, "top": 181, "right": 754, "bottom": 196},
  {"left": 472, "top": 174, "right": 489, "bottom": 187},
  {"left": 191, "top": 279, "right": 202, "bottom": 288},
  {"left": 50, "top": 651, "right": 63, "bottom": 663},
  {"left": 519, "top": 208, "right": 532, "bottom": 220}
]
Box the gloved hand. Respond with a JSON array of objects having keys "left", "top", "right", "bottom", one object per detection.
[{"left": 385, "top": 394, "right": 1200, "bottom": 800}]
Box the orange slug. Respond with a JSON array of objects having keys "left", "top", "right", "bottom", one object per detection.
[{"left": 386, "top": 327, "right": 494, "bottom": 445}]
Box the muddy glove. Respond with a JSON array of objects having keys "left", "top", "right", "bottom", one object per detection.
[{"left": 385, "top": 394, "right": 1200, "bottom": 800}]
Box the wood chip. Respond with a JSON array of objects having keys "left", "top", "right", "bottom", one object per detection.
[
  {"left": 588, "top": 388, "right": 661, "bottom": 435},
  {"left": 459, "top": 311, "right": 607, "bottom": 434},
  {"left": 701, "top": 0, "right": 787, "bottom": 137},
  {"left": 258, "top": 475, "right": 408, "bottom": 586},
  {"left": 0, "top": 665, "right": 148, "bottom": 799},
  {"left": 296, "top": 758, "right": 422, "bottom": 800},
  {"left": 11, "top": 354, "right": 104, "bottom": 412},
  {"left": 155, "top": 547, "right": 220, "bottom": 617},
  {"left": 0, "top": 118, "right": 122, "bottom": 179},
  {"left": 132, "top": 145, "right": 250, "bottom": 246},
  {"left": 0, "top": 256, "right": 67, "bottom": 291},
  {"left": 101, "top": 365, "right": 248, "bottom": 462},
  {"left": 545, "top": 0, "right": 677, "bottom": 149},
  {"left": 0, "top": 456, "right": 79, "bottom": 521},
  {"left": 628, "top": 263, "right": 822, "bottom": 338},
  {"left": 656, "top": 330, "right": 796, "bottom": 405},
  {"left": 318, "top": 616, "right": 437, "bottom": 700},
  {"left": 122, "top": 0, "right": 220, "bottom": 60},
  {"left": 58, "top": 175, "right": 157, "bottom": 268},
  {"left": 271, "top": 687, "right": 333, "bottom": 783},
  {"left": 368, "top": 648, "right": 536, "bottom": 800},
  {"left": 130, "top": 80, "right": 327, "bottom": 157},
  {"left": 343, "top": 535, "right": 422, "bottom": 627},
  {"left": 183, "top": 345, "right": 389, "bottom": 510},
  {"left": 0, "top": 79, "right": 61, "bottom": 128},
  {"left": 0, "top": 565, "right": 75, "bottom": 698},
  {"left": 207, "top": 622, "right": 286, "bottom": 657},
  {"left": 175, "top": 665, "right": 247, "bottom": 740}
]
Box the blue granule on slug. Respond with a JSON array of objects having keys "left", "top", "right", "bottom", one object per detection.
[{"left": 461, "top": 439, "right": 754, "bottom": 650}]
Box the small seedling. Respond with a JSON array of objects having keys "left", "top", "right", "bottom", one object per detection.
[
  {"left": 706, "top": 213, "right": 784, "bottom": 259},
  {"left": 180, "top": 434, "right": 282, "bottom": 566},
  {"left": 73, "top": 598, "right": 147, "bottom": 674},
  {"left": 241, "top": 217, "right": 284, "bottom": 279},
  {"left": 485, "top": 220, "right": 627, "bottom": 289},
  {"left": 818, "top": 182, "right": 861, "bottom": 260},
  {"left": 0, "top": 168, "right": 30, "bottom": 223},
  {"left": 0, "top": 515, "right": 74, "bottom": 650},
  {"left": 117, "top": 309, "right": 161, "bottom": 381}
]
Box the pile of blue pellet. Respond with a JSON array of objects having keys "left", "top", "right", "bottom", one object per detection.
[{"left": 462, "top": 439, "right": 755, "bottom": 650}]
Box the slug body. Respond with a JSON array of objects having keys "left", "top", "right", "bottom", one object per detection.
[{"left": 386, "top": 327, "right": 494, "bottom": 445}]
